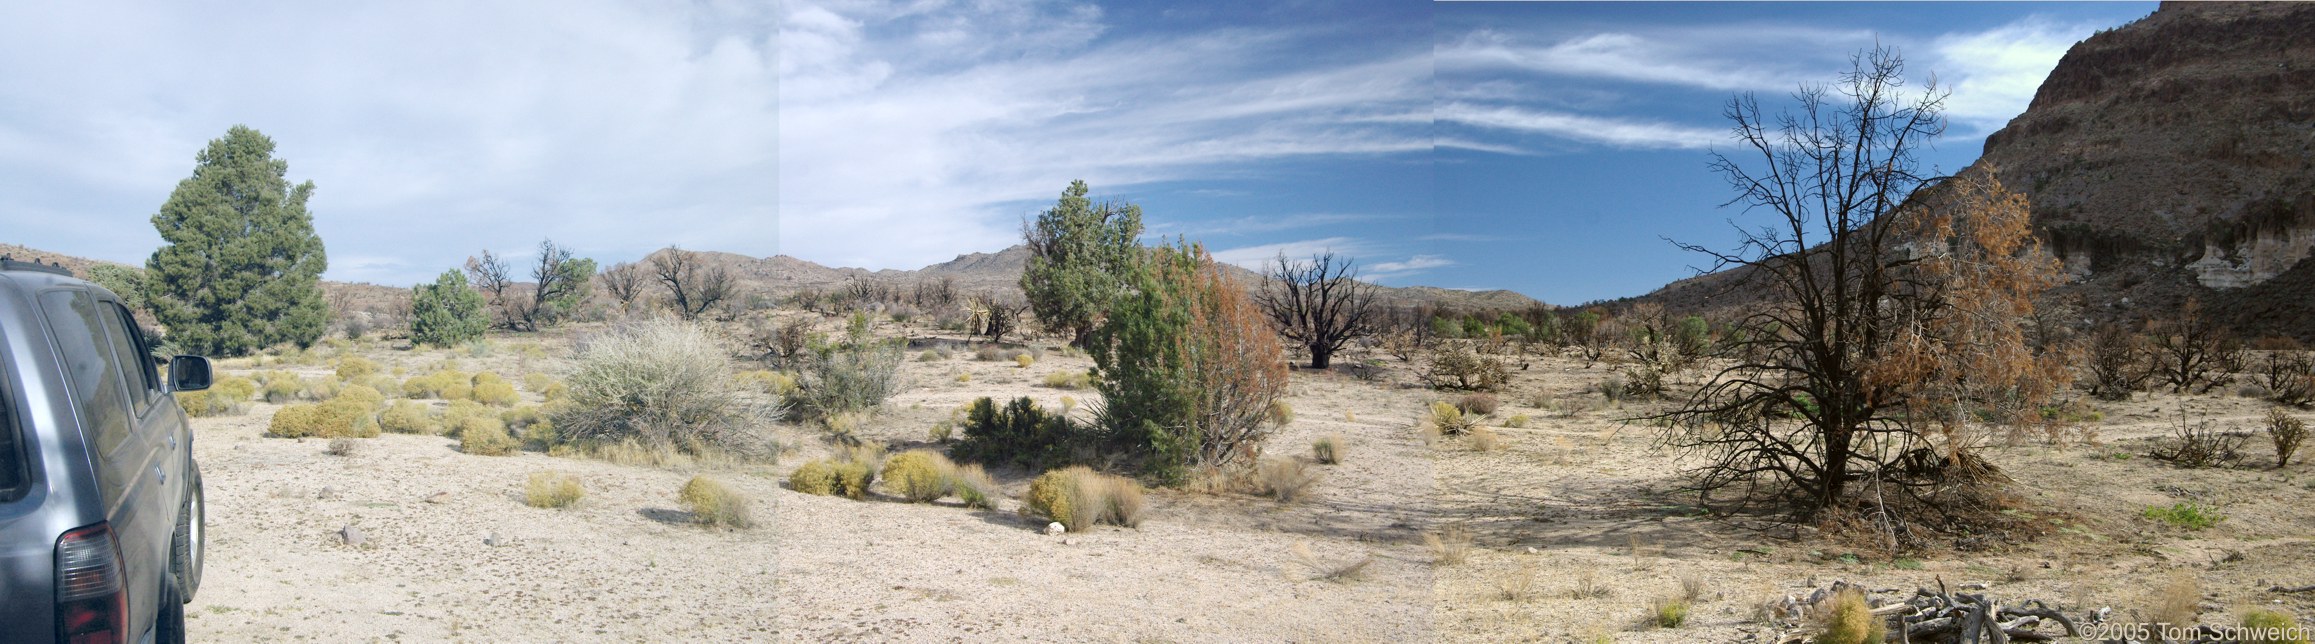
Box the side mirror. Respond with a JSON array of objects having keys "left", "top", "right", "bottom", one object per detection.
[{"left": 169, "top": 355, "right": 212, "bottom": 392}]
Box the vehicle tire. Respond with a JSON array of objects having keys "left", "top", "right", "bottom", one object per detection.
[
  {"left": 155, "top": 577, "right": 188, "bottom": 644},
  {"left": 170, "top": 463, "right": 204, "bottom": 601}
]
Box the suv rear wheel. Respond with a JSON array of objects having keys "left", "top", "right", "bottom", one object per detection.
[{"left": 170, "top": 463, "right": 204, "bottom": 601}]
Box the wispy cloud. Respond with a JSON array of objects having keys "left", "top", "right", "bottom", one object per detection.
[
  {"left": 779, "top": 0, "right": 1434, "bottom": 270},
  {"left": 1436, "top": 102, "right": 1724, "bottom": 150},
  {"left": 1927, "top": 17, "right": 2106, "bottom": 134},
  {"left": 1208, "top": 237, "right": 1371, "bottom": 270},
  {"left": 1151, "top": 213, "right": 1396, "bottom": 237},
  {"left": 1363, "top": 254, "right": 1454, "bottom": 279}
]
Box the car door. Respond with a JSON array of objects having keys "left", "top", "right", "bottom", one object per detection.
[{"left": 36, "top": 289, "right": 163, "bottom": 636}]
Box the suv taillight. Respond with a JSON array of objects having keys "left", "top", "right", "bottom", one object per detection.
[{"left": 55, "top": 523, "right": 126, "bottom": 644}]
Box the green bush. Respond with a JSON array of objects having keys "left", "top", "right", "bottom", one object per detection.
[
  {"left": 881, "top": 450, "right": 956, "bottom": 503},
  {"left": 176, "top": 389, "right": 245, "bottom": 417},
  {"left": 679, "top": 476, "right": 753, "bottom": 529},
  {"left": 2144, "top": 502, "right": 2225, "bottom": 530},
  {"left": 1313, "top": 435, "right": 1343, "bottom": 465},
  {"left": 950, "top": 396, "right": 1080, "bottom": 470},
  {"left": 213, "top": 375, "right": 259, "bottom": 402},
  {"left": 268, "top": 400, "right": 377, "bottom": 438},
  {"left": 1040, "top": 370, "right": 1092, "bottom": 390},
  {"left": 2241, "top": 609, "right": 2307, "bottom": 644},
  {"left": 789, "top": 460, "right": 838, "bottom": 496},
  {"left": 524, "top": 471, "right": 584, "bottom": 509},
  {"left": 377, "top": 399, "right": 440, "bottom": 434},
  {"left": 831, "top": 460, "right": 875, "bottom": 500},
  {"left": 262, "top": 377, "right": 303, "bottom": 403},
  {"left": 1651, "top": 597, "right": 1690, "bottom": 628},
  {"left": 411, "top": 270, "right": 489, "bottom": 348}
]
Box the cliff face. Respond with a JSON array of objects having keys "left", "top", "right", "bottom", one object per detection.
[{"left": 1974, "top": 2, "right": 2315, "bottom": 335}]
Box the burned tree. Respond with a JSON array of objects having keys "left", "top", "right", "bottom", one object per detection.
[
  {"left": 649, "top": 246, "right": 734, "bottom": 320},
  {"left": 1656, "top": 48, "right": 2069, "bottom": 517},
  {"left": 2148, "top": 298, "right": 2243, "bottom": 394},
  {"left": 600, "top": 261, "right": 645, "bottom": 313},
  {"left": 1256, "top": 252, "right": 1376, "bottom": 369},
  {"left": 464, "top": 249, "right": 516, "bottom": 329}
]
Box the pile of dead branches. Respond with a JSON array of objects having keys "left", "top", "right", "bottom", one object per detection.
[{"left": 1767, "top": 579, "right": 2083, "bottom": 643}]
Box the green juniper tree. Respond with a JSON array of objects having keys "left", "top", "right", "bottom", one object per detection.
[
  {"left": 145, "top": 125, "right": 330, "bottom": 356},
  {"left": 411, "top": 270, "right": 489, "bottom": 347},
  {"left": 1022, "top": 180, "right": 1144, "bottom": 349}
]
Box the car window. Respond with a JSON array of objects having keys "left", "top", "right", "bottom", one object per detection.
[
  {"left": 39, "top": 290, "right": 135, "bottom": 456},
  {"left": 101, "top": 302, "right": 158, "bottom": 412},
  {"left": 0, "top": 364, "right": 24, "bottom": 503}
]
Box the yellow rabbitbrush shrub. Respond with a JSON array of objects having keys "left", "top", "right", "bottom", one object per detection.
[
  {"left": 472, "top": 379, "right": 520, "bottom": 407},
  {"left": 1025, "top": 466, "right": 1143, "bottom": 531},
  {"left": 679, "top": 476, "right": 753, "bottom": 529},
  {"left": 333, "top": 356, "right": 379, "bottom": 381},
  {"left": 789, "top": 459, "right": 838, "bottom": 496},
  {"left": 880, "top": 450, "right": 956, "bottom": 503},
  {"left": 403, "top": 370, "right": 472, "bottom": 401},
  {"left": 524, "top": 471, "right": 584, "bottom": 509},
  {"left": 268, "top": 399, "right": 378, "bottom": 439},
  {"left": 334, "top": 384, "right": 385, "bottom": 412},
  {"left": 456, "top": 415, "right": 519, "bottom": 456},
  {"left": 1810, "top": 587, "right": 1884, "bottom": 644},
  {"left": 377, "top": 400, "right": 440, "bottom": 434}
]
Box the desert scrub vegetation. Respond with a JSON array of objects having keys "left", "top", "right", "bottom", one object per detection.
[
  {"left": 949, "top": 396, "right": 1080, "bottom": 471},
  {"left": 951, "top": 463, "right": 998, "bottom": 509},
  {"left": 1088, "top": 242, "right": 1288, "bottom": 483},
  {"left": 2143, "top": 502, "right": 2225, "bottom": 530},
  {"left": 524, "top": 471, "right": 585, "bottom": 509},
  {"left": 553, "top": 317, "right": 766, "bottom": 459},
  {"left": 267, "top": 399, "right": 379, "bottom": 439},
  {"left": 1024, "top": 466, "right": 1144, "bottom": 531},
  {"left": 1426, "top": 401, "right": 1478, "bottom": 438},
  {"left": 783, "top": 339, "right": 905, "bottom": 428},
  {"left": 410, "top": 269, "right": 490, "bottom": 347},
  {"left": 1809, "top": 587, "right": 1883, "bottom": 644},
  {"left": 1039, "top": 370, "right": 1091, "bottom": 390},
  {"left": 502, "top": 405, "right": 557, "bottom": 447},
  {"left": 2270, "top": 407, "right": 2307, "bottom": 467},
  {"left": 1256, "top": 251, "right": 1378, "bottom": 369},
  {"left": 402, "top": 369, "right": 473, "bottom": 400},
  {"left": 458, "top": 415, "right": 519, "bottom": 456},
  {"left": 179, "top": 375, "right": 258, "bottom": 417},
  {"left": 1423, "top": 525, "right": 1470, "bottom": 566},
  {"left": 790, "top": 443, "right": 886, "bottom": 500},
  {"left": 1420, "top": 342, "right": 1509, "bottom": 392},
  {"left": 733, "top": 369, "right": 797, "bottom": 396},
  {"left": 1455, "top": 393, "right": 1499, "bottom": 416},
  {"left": 2240, "top": 609, "right": 2306, "bottom": 643},
  {"left": 678, "top": 476, "right": 753, "bottom": 529},
  {"left": 333, "top": 355, "right": 379, "bottom": 381},
  {"left": 471, "top": 372, "right": 520, "bottom": 406},
  {"left": 377, "top": 400, "right": 441, "bottom": 434},
  {"left": 1252, "top": 457, "right": 1318, "bottom": 502},
  {"left": 1312, "top": 435, "right": 1342, "bottom": 464},
  {"left": 880, "top": 450, "right": 957, "bottom": 503}
]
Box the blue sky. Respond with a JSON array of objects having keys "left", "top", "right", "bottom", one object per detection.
[{"left": 0, "top": 1, "right": 2153, "bottom": 302}]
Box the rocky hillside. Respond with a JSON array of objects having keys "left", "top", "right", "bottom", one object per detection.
[
  {"left": 659, "top": 244, "right": 1543, "bottom": 312},
  {"left": 1979, "top": 1, "right": 2315, "bottom": 337},
  {"left": 1625, "top": 3, "right": 2315, "bottom": 339}
]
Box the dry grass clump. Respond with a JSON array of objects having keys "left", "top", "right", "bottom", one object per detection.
[
  {"left": 1015, "top": 353, "right": 1035, "bottom": 368},
  {"left": 1647, "top": 595, "right": 1691, "bottom": 628},
  {"left": 1312, "top": 435, "right": 1343, "bottom": 464},
  {"left": 1267, "top": 400, "right": 1294, "bottom": 427},
  {"left": 1809, "top": 587, "right": 1883, "bottom": 644},
  {"left": 789, "top": 460, "right": 838, "bottom": 496},
  {"left": 180, "top": 375, "right": 259, "bottom": 417},
  {"left": 793, "top": 443, "right": 887, "bottom": 499},
  {"left": 1456, "top": 393, "right": 1500, "bottom": 416},
  {"left": 951, "top": 463, "right": 999, "bottom": 509},
  {"left": 268, "top": 400, "right": 378, "bottom": 439},
  {"left": 881, "top": 450, "right": 957, "bottom": 503},
  {"left": 2146, "top": 569, "right": 2201, "bottom": 626},
  {"left": 1504, "top": 413, "right": 1530, "bottom": 428},
  {"left": 524, "top": 471, "right": 584, "bottom": 509},
  {"left": 325, "top": 437, "right": 359, "bottom": 457},
  {"left": 262, "top": 376, "right": 305, "bottom": 403},
  {"left": 334, "top": 384, "right": 385, "bottom": 412},
  {"left": 1252, "top": 457, "right": 1318, "bottom": 502},
  {"left": 522, "top": 372, "right": 556, "bottom": 394},
  {"left": 678, "top": 476, "right": 753, "bottom": 529},
  {"left": 1427, "top": 400, "right": 1477, "bottom": 437},
  {"left": 1025, "top": 466, "right": 1144, "bottom": 531},
  {"left": 1470, "top": 426, "right": 1506, "bottom": 452},
  {"left": 733, "top": 369, "right": 797, "bottom": 396},
  {"left": 1289, "top": 541, "right": 1372, "bottom": 584},
  {"left": 1424, "top": 525, "right": 1470, "bottom": 566},
  {"left": 1040, "top": 370, "right": 1091, "bottom": 390},
  {"left": 784, "top": 342, "right": 905, "bottom": 427},
  {"left": 377, "top": 399, "right": 441, "bottom": 434}
]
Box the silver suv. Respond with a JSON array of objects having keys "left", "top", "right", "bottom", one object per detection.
[{"left": 0, "top": 258, "right": 209, "bottom": 644}]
